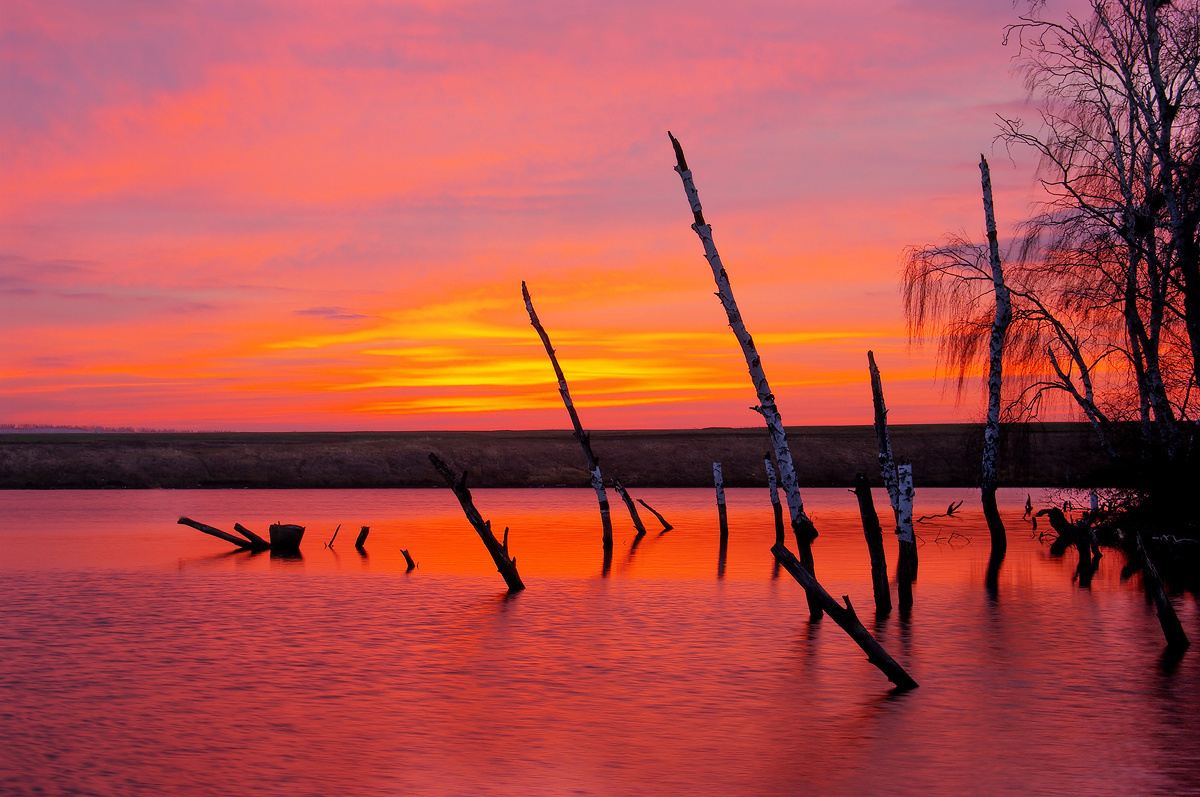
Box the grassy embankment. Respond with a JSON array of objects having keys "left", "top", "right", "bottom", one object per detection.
[{"left": 0, "top": 423, "right": 1117, "bottom": 489}]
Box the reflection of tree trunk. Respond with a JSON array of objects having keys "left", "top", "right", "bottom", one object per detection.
[
  {"left": 765, "top": 453, "right": 785, "bottom": 547},
  {"left": 980, "top": 155, "right": 1011, "bottom": 572},
  {"left": 983, "top": 492, "right": 1006, "bottom": 592},
  {"left": 522, "top": 281, "right": 613, "bottom": 550},
  {"left": 854, "top": 473, "right": 891, "bottom": 615},
  {"left": 896, "top": 464, "right": 916, "bottom": 611},
  {"left": 613, "top": 478, "right": 648, "bottom": 538},
  {"left": 429, "top": 453, "right": 525, "bottom": 592},
  {"left": 1136, "top": 532, "right": 1190, "bottom": 650},
  {"left": 772, "top": 543, "right": 917, "bottom": 690},
  {"left": 669, "top": 132, "right": 821, "bottom": 618}
]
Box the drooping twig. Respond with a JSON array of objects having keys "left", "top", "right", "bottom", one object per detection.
[
  {"left": 429, "top": 453, "right": 524, "bottom": 592},
  {"left": 916, "top": 501, "right": 964, "bottom": 523},
  {"left": 669, "top": 131, "right": 820, "bottom": 617},
  {"left": 522, "top": 281, "right": 613, "bottom": 550}
]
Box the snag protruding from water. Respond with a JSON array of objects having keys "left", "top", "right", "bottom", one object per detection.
[
  {"left": 178, "top": 516, "right": 262, "bottom": 551},
  {"left": 637, "top": 499, "right": 673, "bottom": 532},
  {"left": 355, "top": 526, "right": 370, "bottom": 550},
  {"left": 429, "top": 452, "right": 525, "bottom": 592},
  {"left": 713, "top": 462, "right": 728, "bottom": 543},
  {"left": 326, "top": 524, "right": 341, "bottom": 548},
  {"left": 269, "top": 523, "right": 305, "bottom": 554},
  {"left": 668, "top": 131, "right": 820, "bottom": 617},
  {"left": 233, "top": 522, "right": 270, "bottom": 549},
  {"left": 896, "top": 464, "right": 916, "bottom": 612},
  {"left": 772, "top": 543, "right": 918, "bottom": 690},
  {"left": 1134, "top": 531, "right": 1189, "bottom": 651},
  {"left": 522, "top": 281, "right": 613, "bottom": 551},
  {"left": 400, "top": 548, "right": 417, "bottom": 572},
  {"left": 613, "top": 478, "right": 648, "bottom": 538},
  {"left": 853, "top": 473, "right": 891, "bottom": 615},
  {"left": 868, "top": 351, "right": 917, "bottom": 598}
]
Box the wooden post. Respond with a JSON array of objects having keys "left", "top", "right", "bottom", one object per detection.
[
  {"left": 400, "top": 548, "right": 417, "bottom": 572},
  {"left": 765, "top": 453, "right": 785, "bottom": 547},
  {"left": 522, "top": 281, "right": 613, "bottom": 550},
  {"left": 772, "top": 543, "right": 918, "bottom": 690},
  {"left": 269, "top": 523, "right": 305, "bottom": 554},
  {"left": 178, "top": 516, "right": 255, "bottom": 550},
  {"left": 613, "top": 478, "right": 648, "bottom": 537},
  {"left": 896, "top": 464, "right": 916, "bottom": 612},
  {"left": 429, "top": 453, "right": 525, "bottom": 592},
  {"left": 714, "top": 462, "right": 728, "bottom": 543},
  {"left": 853, "top": 473, "right": 892, "bottom": 615},
  {"left": 355, "top": 526, "right": 370, "bottom": 550},
  {"left": 637, "top": 499, "right": 674, "bottom": 532},
  {"left": 232, "top": 523, "right": 270, "bottom": 549},
  {"left": 669, "top": 132, "right": 821, "bottom": 617},
  {"left": 1136, "top": 532, "right": 1190, "bottom": 650}
]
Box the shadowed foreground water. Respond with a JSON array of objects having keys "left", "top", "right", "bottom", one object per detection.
[{"left": 1, "top": 487, "right": 1198, "bottom": 796}]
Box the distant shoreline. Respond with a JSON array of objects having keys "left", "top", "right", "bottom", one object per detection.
[{"left": 0, "top": 423, "right": 1119, "bottom": 490}]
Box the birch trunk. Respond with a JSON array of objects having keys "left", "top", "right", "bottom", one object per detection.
[
  {"left": 613, "top": 478, "right": 648, "bottom": 537},
  {"left": 713, "top": 462, "right": 728, "bottom": 542},
  {"left": 669, "top": 132, "right": 820, "bottom": 617},
  {"left": 853, "top": 473, "right": 892, "bottom": 615},
  {"left": 772, "top": 543, "right": 917, "bottom": 690},
  {"left": 429, "top": 453, "right": 525, "bottom": 592},
  {"left": 867, "top": 351, "right": 900, "bottom": 520},
  {"left": 522, "top": 281, "right": 614, "bottom": 550},
  {"left": 896, "top": 463, "right": 916, "bottom": 611},
  {"left": 765, "top": 453, "right": 785, "bottom": 547},
  {"left": 980, "top": 155, "right": 1011, "bottom": 565}
]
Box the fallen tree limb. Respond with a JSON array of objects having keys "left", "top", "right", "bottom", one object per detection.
[
  {"left": 772, "top": 543, "right": 917, "bottom": 690},
  {"left": 233, "top": 523, "right": 270, "bottom": 550},
  {"left": 178, "top": 516, "right": 254, "bottom": 550}
]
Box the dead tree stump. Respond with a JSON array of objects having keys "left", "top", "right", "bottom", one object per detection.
[
  {"left": 269, "top": 524, "right": 305, "bottom": 554},
  {"left": 613, "top": 478, "right": 648, "bottom": 538},
  {"left": 355, "top": 526, "right": 370, "bottom": 550},
  {"left": 714, "top": 462, "right": 728, "bottom": 543}
]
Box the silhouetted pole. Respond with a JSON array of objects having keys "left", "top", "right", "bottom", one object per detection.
[
  {"left": 522, "top": 281, "right": 613, "bottom": 550},
  {"left": 429, "top": 453, "right": 525, "bottom": 592},
  {"left": 853, "top": 473, "right": 892, "bottom": 615},
  {"left": 714, "top": 462, "right": 729, "bottom": 543},
  {"left": 765, "top": 453, "right": 785, "bottom": 547},
  {"left": 669, "top": 131, "right": 821, "bottom": 617},
  {"left": 613, "top": 478, "right": 648, "bottom": 538}
]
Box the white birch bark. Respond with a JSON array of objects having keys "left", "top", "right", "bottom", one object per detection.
[
  {"left": 896, "top": 464, "right": 915, "bottom": 545},
  {"left": 713, "top": 462, "right": 725, "bottom": 506},
  {"left": 764, "top": 454, "right": 780, "bottom": 508},
  {"left": 980, "top": 155, "right": 1012, "bottom": 498},
  {"left": 867, "top": 350, "right": 900, "bottom": 520}
]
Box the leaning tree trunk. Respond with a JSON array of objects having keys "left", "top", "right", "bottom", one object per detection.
[
  {"left": 980, "top": 155, "right": 1011, "bottom": 569},
  {"left": 669, "top": 131, "right": 821, "bottom": 617},
  {"left": 429, "top": 453, "right": 525, "bottom": 592},
  {"left": 613, "top": 478, "right": 648, "bottom": 538},
  {"left": 522, "top": 281, "right": 614, "bottom": 550},
  {"left": 1136, "top": 532, "right": 1190, "bottom": 650}
]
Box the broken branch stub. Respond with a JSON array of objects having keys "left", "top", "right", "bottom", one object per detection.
[{"left": 429, "top": 453, "right": 525, "bottom": 592}]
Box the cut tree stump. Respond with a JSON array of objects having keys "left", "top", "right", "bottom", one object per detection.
[
  {"left": 269, "top": 524, "right": 305, "bottom": 554},
  {"left": 430, "top": 453, "right": 525, "bottom": 592}
]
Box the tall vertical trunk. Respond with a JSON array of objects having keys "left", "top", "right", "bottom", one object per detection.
[
  {"left": 980, "top": 155, "right": 1011, "bottom": 564},
  {"left": 765, "top": 453, "right": 785, "bottom": 547},
  {"left": 522, "top": 281, "right": 614, "bottom": 550},
  {"left": 853, "top": 473, "right": 892, "bottom": 615},
  {"left": 669, "top": 132, "right": 821, "bottom": 617},
  {"left": 896, "top": 463, "right": 916, "bottom": 612}
]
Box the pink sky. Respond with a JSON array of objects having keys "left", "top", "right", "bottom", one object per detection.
[{"left": 1, "top": 0, "right": 1083, "bottom": 431}]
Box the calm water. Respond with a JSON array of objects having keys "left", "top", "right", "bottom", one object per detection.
[{"left": 1, "top": 487, "right": 1198, "bottom": 796}]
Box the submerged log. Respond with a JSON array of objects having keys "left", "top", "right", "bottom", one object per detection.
[
  {"left": 637, "top": 498, "right": 673, "bottom": 532},
  {"left": 772, "top": 543, "right": 918, "bottom": 690},
  {"left": 269, "top": 523, "right": 305, "bottom": 554},
  {"left": 401, "top": 548, "right": 417, "bottom": 572},
  {"left": 429, "top": 453, "right": 525, "bottom": 592},
  {"left": 669, "top": 132, "right": 821, "bottom": 618},
  {"left": 233, "top": 523, "right": 270, "bottom": 550},
  {"left": 853, "top": 473, "right": 892, "bottom": 615},
  {"left": 613, "top": 478, "right": 648, "bottom": 538},
  {"left": 522, "top": 281, "right": 613, "bottom": 550},
  {"left": 765, "top": 453, "right": 785, "bottom": 547},
  {"left": 355, "top": 526, "right": 370, "bottom": 550},
  {"left": 178, "top": 516, "right": 254, "bottom": 550},
  {"left": 1135, "top": 532, "right": 1189, "bottom": 650},
  {"left": 714, "top": 462, "right": 728, "bottom": 543},
  {"left": 896, "top": 464, "right": 916, "bottom": 612}
]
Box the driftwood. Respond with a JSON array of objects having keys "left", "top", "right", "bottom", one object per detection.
[
  {"left": 522, "top": 281, "right": 613, "bottom": 550},
  {"left": 713, "top": 462, "right": 728, "bottom": 543},
  {"left": 765, "top": 453, "right": 785, "bottom": 547},
  {"left": 178, "top": 516, "right": 257, "bottom": 550},
  {"left": 355, "top": 526, "right": 370, "bottom": 550},
  {"left": 637, "top": 499, "right": 673, "bottom": 532},
  {"left": 269, "top": 524, "right": 305, "bottom": 554},
  {"left": 1135, "top": 532, "right": 1190, "bottom": 650},
  {"left": 896, "top": 464, "right": 916, "bottom": 611},
  {"left": 772, "top": 543, "right": 918, "bottom": 690},
  {"left": 613, "top": 479, "right": 648, "bottom": 538},
  {"left": 429, "top": 453, "right": 524, "bottom": 592},
  {"left": 326, "top": 524, "right": 341, "bottom": 547},
  {"left": 233, "top": 523, "right": 270, "bottom": 549},
  {"left": 401, "top": 548, "right": 417, "bottom": 572},
  {"left": 853, "top": 473, "right": 892, "bottom": 615},
  {"left": 669, "top": 132, "right": 820, "bottom": 618}
]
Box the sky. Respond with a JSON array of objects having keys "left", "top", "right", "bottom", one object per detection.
[{"left": 1, "top": 0, "right": 1082, "bottom": 431}]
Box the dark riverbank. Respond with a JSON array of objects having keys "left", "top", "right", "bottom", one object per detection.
[{"left": 0, "top": 423, "right": 1118, "bottom": 489}]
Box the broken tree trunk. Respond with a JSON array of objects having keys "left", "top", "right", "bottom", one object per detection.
[
  {"left": 355, "top": 526, "right": 370, "bottom": 550},
  {"left": 269, "top": 524, "right": 305, "bottom": 554},
  {"left": 522, "top": 281, "right": 613, "bottom": 550},
  {"left": 765, "top": 453, "right": 785, "bottom": 547},
  {"left": 232, "top": 522, "right": 271, "bottom": 550},
  {"left": 178, "top": 516, "right": 255, "bottom": 550},
  {"left": 896, "top": 464, "right": 916, "bottom": 612},
  {"left": 637, "top": 499, "right": 673, "bottom": 532},
  {"left": 1135, "top": 532, "right": 1190, "bottom": 650},
  {"left": 772, "top": 543, "right": 917, "bottom": 690},
  {"left": 401, "top": 548, "right": 417, "bottom": 572},
  {"left": 669, "top": 131, "right": 821, "bottom": 618},
  {"left": 714, "top": 462, "right": 728, "bottom": 543},
  {"left": 980, "top": 155, "right": 1011, "bottom": 570},
  {"left": 854, "top": 473, "right": 892, "bottom": 615},
  {"left": 867, "top": 351, "right": 901, "bottom": 519},
  {"left": 429, "top": 453, "right": 525, "bottom": 592},
  {"left": 613, "top": 478, "right": 648, "bottom": 538}
]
